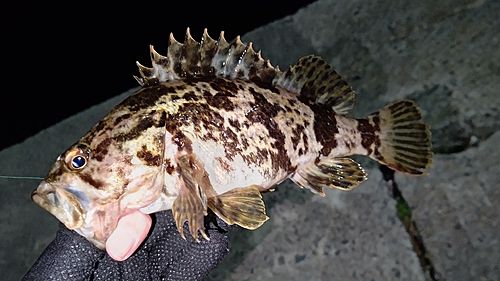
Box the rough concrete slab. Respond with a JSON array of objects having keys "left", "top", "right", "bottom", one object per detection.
[
  {"left": 397, "top": 132, "right": 500, "bottom": 280},
  {"left": 208, "top": 173, "right": 425, "bottom": 281}
]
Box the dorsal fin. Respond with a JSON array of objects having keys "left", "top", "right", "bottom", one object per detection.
[
  {"left": 135, "top": 29, "right": 355, "bottom": 114},
  {"left": 134, "top": 28, "right": 277, "bottom": 86},
  {"left": 273, "top": 55, "right": 355, "bottom": 115}
]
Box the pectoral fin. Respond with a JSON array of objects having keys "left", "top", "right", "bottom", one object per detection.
[
  {"left": 172, "top": 155, "right": 209, "bottom": 241},
  {"left": 172, "top": 154, "right": 269, "bottom": 237},
  {"left": 208, "top": 185, "right": 269, "bottom": 230},
  {"left": 292, "top": 157, "right": 367, "bottom": 196}
]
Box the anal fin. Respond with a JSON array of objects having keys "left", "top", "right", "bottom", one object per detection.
[
  {"left": 172, "top": 155, "right": 209, "bottom": 241},
  {"left": 292, "top": 158, "right": 367, "bottom": 196},
  {"left": 208, "top": 185, "right": 269, "bottom": 230}
]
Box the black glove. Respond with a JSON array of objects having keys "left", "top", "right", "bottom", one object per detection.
[{"left": 23, "top": 210, "right": 231, "bottom": 281}]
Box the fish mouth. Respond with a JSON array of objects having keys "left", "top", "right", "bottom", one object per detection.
[{"left": 31, "top": 182, "right": 85, "bottom": 229}]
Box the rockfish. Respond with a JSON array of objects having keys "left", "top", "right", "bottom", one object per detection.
[{"left": 32, "top": 28, "right": 432, "bottom": 249}]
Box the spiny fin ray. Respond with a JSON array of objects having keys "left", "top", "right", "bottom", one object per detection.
[
  {"left": 292, "top": 158, "right": 367, "bottom": 196},
  {"left": 136, "top": 28, "right": 278, "bottom": 86},
  {"left": 136, "top": 29, "right": 355, "bottom": 112},
  {"left": 274, "top": 55, "right": 355, "bottom": 114},
  {"left": 171, "top": 155, "right": 209, "bottom": 241}
]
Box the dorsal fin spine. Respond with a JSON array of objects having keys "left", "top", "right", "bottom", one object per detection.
[
  {"left": 136, "top": 28, "right": 356, "bottom": 114},
  {"left": 200, "top": 29, "right": 217, "bottom": 76},
  {"left": 137, "top": 28, "right": 277, "bottom": 86}
]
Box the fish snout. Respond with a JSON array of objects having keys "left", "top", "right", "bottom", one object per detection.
[{"left": 31, "top": 181, "right": 85, "bottom": 229}]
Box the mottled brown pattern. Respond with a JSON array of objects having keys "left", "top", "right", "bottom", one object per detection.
[
  {"left": 208, "top": 78, "right": 239, "bottom": 93},
  {"left": 114, "top": 117, "right": 154, "bottom": 142},
  {"left": 181, "top": 90, "right": 199, "bottom": 101},
  {"left": 165, "top": 158, "right": 175, "bottom": 175},
  {"left": 79, "top": 172, "right": 104, "bottom": 189},
  {"left": 372, "top": 115, "right": 381, "bottom": 131},
  {"left": 136, "top": 145, "right": 162, "bottom": 166},
  {"left": 255, "top": 80, "right": 282, "bottom": 95},
  {"left": 169, "top": 102, "right": 224, "bottom": 135},
  {"left": 307, "top": 104, "right": 338, "bottom": 157},
  {"left": 300, "top": 134, "right": 308, "bottom": 155},
  {"left": 203, "top": 91, "right": 235, "bottom": 111},
  {"left": 71, "top": 75, "right": 335, "bottom": 195},
  {"left": 174, "top": 83, "right": 187, "bottom": 92},
  {"left": 228, "top": 118, "right": 240, "bottom": 131},
  {"left": 83, "top": 103, "right": 167, "bottom": 165},
  {"left": 93, "top": 121, "right": 106, "bottom": 134},
  {"left": 357, "top": 118, "right": 376, "bottom": 154},
  {"left": 215, "top": 157, "right": 233, "bottom": 172},
  {"left": 247, "top": 87, "right": 284, "bottom": 119},
  {"left": 247, "top": 86, "right": 294, "bottom": 173},
  {"left": 44, "top": 165, "right": 64, "bottom": 182},
  {"left": 171, "top": 130, "right": 193, "bottom": 152},
  {"left": 92, "top": 138, "right": 113, "bottom": 162},
  {"left": 113, "top": 113, "right": 132, "bottom": 126},
  {"left": 120, "top": 85, "right": 173, "bottom": 111},
  {"left": 291, "top": 124, "right": 305, "bottom": 150},
  {"left": 222, "top": 127, "right": 241, "bottom": 160}
]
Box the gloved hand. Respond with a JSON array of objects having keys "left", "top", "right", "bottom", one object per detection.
[{"left": 23, "top": 210, "right": 231, "bottom": 281}]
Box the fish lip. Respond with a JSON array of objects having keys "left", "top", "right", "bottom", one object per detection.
[{"left": 31, "top": 182, "right": 85, "bottom": 229}]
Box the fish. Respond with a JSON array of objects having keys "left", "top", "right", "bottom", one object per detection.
[{"left": 31, "top": 28, "right": 432, "bottom": 249}]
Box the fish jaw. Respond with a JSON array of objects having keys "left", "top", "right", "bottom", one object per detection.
[
  {"left": 32, "top": 179, "right": 125, "bottom": 250},
  {"left": 31, "top": 181, "right": 86, "bottom": 230},
  {"left": 30, "top": 155, "right": 123, "bottom": 250}
]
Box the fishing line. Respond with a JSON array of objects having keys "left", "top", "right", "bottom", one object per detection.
[{"left": 0, "top": 176, "right": 44, "bottom": 180}]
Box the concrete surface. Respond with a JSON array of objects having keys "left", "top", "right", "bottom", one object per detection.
[
  {"left": 1, "top": 0, "right": 499, "bottom": 280},
  {"left": 207, "top": 175, "right": 425, "bottom": 281},
  {"left": 397, "top": 132, "right": 500, "bottom": 280}
]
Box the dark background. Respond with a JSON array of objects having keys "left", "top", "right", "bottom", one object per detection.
[{"left": 0, "top": 1, "right": 316, "bottom": 151}]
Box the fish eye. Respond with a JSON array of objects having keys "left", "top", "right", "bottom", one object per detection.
[
  {"left": 64, "top": 147, "right": 89, "bottom": 171},
  {"left": 71, "top": 156, "right": 87, "bottom": 169}
]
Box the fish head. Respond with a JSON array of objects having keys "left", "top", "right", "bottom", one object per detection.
[
  {"left": 32, "top": 143, "right": 113, "bottom": 249},
  {"left": 32, "top": 135, "right": 165, "bottom": 249}
]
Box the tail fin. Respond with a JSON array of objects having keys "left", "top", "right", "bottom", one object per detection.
[{"left": 368, "top": 100, "right": 432, "bottom": 175}]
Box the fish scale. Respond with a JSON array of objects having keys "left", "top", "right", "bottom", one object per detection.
[{"left": 31, "top": 28, "right": 432, "bottom": 249}]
